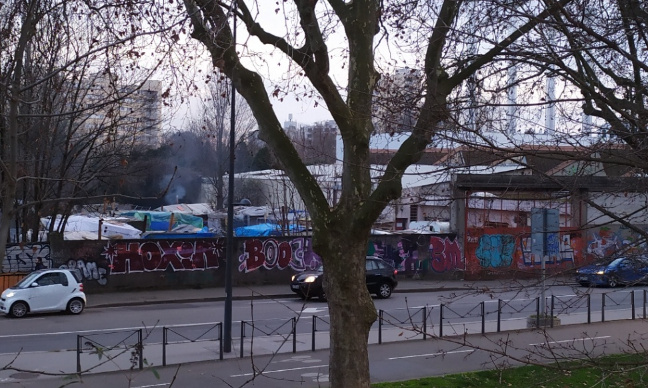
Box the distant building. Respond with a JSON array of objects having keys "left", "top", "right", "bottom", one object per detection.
[
  {"left": 82, "top": 75, "right": 162, "bottom": 147},
  {"left": 284, "top": 118, "right": 338, "bottom": 164},
  {"left": 373, "top": 67, "right": 423, "bottom": 134}
]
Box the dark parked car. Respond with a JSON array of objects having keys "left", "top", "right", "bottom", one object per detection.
[
  {"left": 576, "top": 257, "right": 648, "bottom": 287},
  {"left": 290, "top": 256, "right": 398, "bottom": 300}
]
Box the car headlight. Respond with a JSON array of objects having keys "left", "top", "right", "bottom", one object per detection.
[
  {"left": 596, "top": 270, "right": 605, "bottom": 275},
  {"left": 5, "top": 291, "right": 15, "bottom": 298},
  {"left": 291, "top": 275, "right": 296, "bottom": 281},
  {"left": 304, "top": 276, "right": 318, "bottom": 283}
]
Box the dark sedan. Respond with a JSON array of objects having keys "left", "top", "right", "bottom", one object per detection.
[
  {"left": 290, "top": 256, "right": 398, "bottom": 300},
  {"left": 576, "top": 257, "right": 648, "bottom": 287}
]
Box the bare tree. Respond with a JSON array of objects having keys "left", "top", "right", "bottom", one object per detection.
[
  {"left": 191, "top": 74, "right": 257, "bottom": 210},
  {"left": 178, "top": 1, "right": 576, "bottom": 386},
  {"left": 0, "top": 0, "right": 183, "bottom": 258}
]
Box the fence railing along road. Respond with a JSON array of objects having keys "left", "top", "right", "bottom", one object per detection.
[{"left": 74, "top": 288, "right": 648, "bottom": 374}]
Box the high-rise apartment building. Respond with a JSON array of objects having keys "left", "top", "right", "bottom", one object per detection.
[{"left": 83, "top": 75, "right": 162, "bottom": 148}]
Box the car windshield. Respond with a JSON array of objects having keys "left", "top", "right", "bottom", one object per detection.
[{"left": 12, "top": 272, "right": 42, "bottom": 289}]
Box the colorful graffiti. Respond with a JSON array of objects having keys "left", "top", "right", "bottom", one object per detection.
[
  {"left": 466, "top": 228, "right": 583, "bottom": 277},
  {"left": 102, "top": 239, "right": 224, "bottom": 274},
  {"left": 2, "top": 244, "right": 51, "bottom": 273},
  {"left": 429, "top": 236, "right": 463, "bottom": 273},
  {"left": 60, "top": 259, "right": 108, "bottom": 286},
  {"left": 238, "top": 237, "right": 321, "bottom": 273},
  {"left": 475, "top": 234, "right": 516, "bottom": 268}
]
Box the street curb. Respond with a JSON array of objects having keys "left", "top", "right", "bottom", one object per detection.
[
  {"left": 85, "top": 282, "right": 580, "bottom": 309},
  {"left": 85, "top": 287, "right": 472, "bottom": 309}
]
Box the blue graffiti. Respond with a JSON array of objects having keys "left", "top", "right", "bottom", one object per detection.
[{"left": 475, "top": 234, "right": 515, "bottom": 268}]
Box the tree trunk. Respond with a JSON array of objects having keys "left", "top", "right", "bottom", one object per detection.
[{"left": 318, "top": 232, "right": 377, "bottom": 387}]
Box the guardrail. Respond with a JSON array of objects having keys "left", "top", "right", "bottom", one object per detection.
[
  {"left": 77, "top": 329, "right": 143, "bottom": 373},
  {"left": 162, "top": 322, "right": 223, "bottom": 365},
  {"left": 71, "top": 288, "right": 648, "bottom": 371},
  {"left": 239, "top": 317, "right": 296, "bottom": 358}
]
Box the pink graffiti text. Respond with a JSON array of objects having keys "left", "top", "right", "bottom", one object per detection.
[
  {"left": 429, "top": 236, "right": 463, "bottom": 273},
  {"left": 102, "top": 240, "right": 223, "bottom": 274},
  {"left": 239, "top": 237, "right": 321, "bottom": 273}
]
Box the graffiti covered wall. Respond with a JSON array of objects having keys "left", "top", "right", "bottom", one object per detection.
[
  {"left": 37, "top": 233, "right": 462, "bottom": 292},
  {"left": 1, "top": 244, "right": 52, "bottom": 273},
  {"left": 464, "top": 227, "right": 584, "bottom": 279}
]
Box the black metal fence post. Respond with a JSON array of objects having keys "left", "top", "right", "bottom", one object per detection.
[
  {"left": 240, "top": 321, "right": 246, "bottom": 358},
  {"left": 439, "top": 304, "right": 444, "bottom": 338},
  {"left": 378, "top": 310, "right": 383, "bottom": 344},
  {"left": 587, "top": 293, "right": 591, "bottom": 324},
  {"left": 219, "top": 323, "right": 223, "bottom": 360},
  {"left": 602, "top": 293, "right": 606, "bottom": 322},
  {"left": 312, "top": 316, "right": 317, "bottom": 351},
  {"left": 497, "top": 299, "right": 502, "bottom": 332},
  {"left": 76, "top": 335, "right": 82, "bottom": 374},
  {"left": 644, "top": 290, "right": 647, "bottom": 319},
  {"left": 536, "top": 297, "right": 540, "bottom": 328},
  {"left": 550, "top": 295, "right": 555, "bottom": 328},
  {"left": 632, "top": 290, "right": 636, "bottom": 320},
  {"left": 422, "top": 306, "right": 427, "bottom": 340},
  {"left": 481, "top": 301, "right": 485, "bottom": 334},
  {"left": 292, "top": 317, "right": 297, "bottom": 353},
  {"left": 162, "top": 327, "right": 167, "bottom": 366},
  {"left": 138, "top": 329, "right": 143, "bottom": 370}
]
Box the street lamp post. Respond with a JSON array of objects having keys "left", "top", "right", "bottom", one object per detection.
[{"left": 223, "top": 0, "right": 237, "bottom": 354}]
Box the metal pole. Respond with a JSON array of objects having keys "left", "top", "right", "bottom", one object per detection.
[
  {"left": 550, "top": 295, "right": 555, "bottom": 328},
  {"left": 497, "top": 299, "right": 501, "bottom": 332},
  {"left": 76, "top": 335, "right": 82, "bottom": 374},
  {"left": 378, "top": 310, "right": 383, "bottom": 344},
  {"left": 422, "top": 306, "right": 427, "bottom": 340},
  {"left": 439, "top": 304, "right": 444, "bottom": 338},
  {"left": 219, "top": 323, "right": 223, "bottom": 360},
  {"left": 312, "top": 316, "right": 316, "bottom": 351},
  {"left": 162, "top": 327, "right": 167, "bottom": 366},
  {"left": 632, "top": 290, "right": 636, "bottom": 320},
  {"left": 138, "top": 329, "right": 143, "bottom": 370},
  {"left": 481, "top": 301, "right": 485, "bottom": 334},
  {"left": 224, "top": 0, "right": 238, "bottom": 354},
  {"left": 292, "top": 317, "right": 297, "bottom": 353}
]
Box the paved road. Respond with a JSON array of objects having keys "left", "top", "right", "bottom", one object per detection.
[{"left": 3, "top": 276, "right": 645, "bottom": 387}]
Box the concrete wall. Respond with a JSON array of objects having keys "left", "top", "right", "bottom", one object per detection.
[{"left": 2, "top": 233, "right": 461, "bottom": 293}]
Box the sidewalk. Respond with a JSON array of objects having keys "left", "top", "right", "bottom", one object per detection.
[{"left": 85, "top": 275, "right": 577, "bottom": 308}]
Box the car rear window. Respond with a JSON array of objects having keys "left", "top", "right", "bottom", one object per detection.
[{"left": 69, "top": 270, "right": 82, "bottom": 283}]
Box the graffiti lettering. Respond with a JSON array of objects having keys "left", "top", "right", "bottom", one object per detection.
[
  {"left": 2, "top": 244, "right": 51, "bottom": 273},
  {"left": 102, "top": 239, "right": 224, "bottom": 274},
  {"left": 239, "top": 237, "right": 321, "bottom": 273},
  {"left": 60, "top": 259, "right": 108, "bottom": 286},
  {"left": 429, "top": 236, "right": 463, "bottom": 273},
  {"left": 475, "top": 234, "right": 515, "bottom": 268}
]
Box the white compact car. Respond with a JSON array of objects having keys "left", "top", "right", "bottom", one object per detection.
[{"left": 0, "top": 269, "right": 86, "bottom": 318}]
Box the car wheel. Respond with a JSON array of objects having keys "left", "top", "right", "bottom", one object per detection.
[
  {"left": 608, "top": 277, "right": 618, "bottom": 287},
  {"left": 67, "top": 298, "right": 85, "bottom": 315},
  {"left": 376, "top": 283, "right": 393, "bottom": 299},
  {"left": 9, "top": 301, "right": 28, "bottom": 318}
]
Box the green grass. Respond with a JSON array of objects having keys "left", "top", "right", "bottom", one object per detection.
[{"left": 372, "top": 353, "right": 648, "bottom": 388}]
